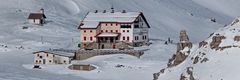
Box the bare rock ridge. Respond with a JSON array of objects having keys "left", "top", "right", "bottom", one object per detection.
[
  {"left": 168, "top": 30, "right": 192, "bottom": 67},
  {"left": 210, "top": 34, "right": 226, "bottom": 50},
  {"left": 153, "top": 30, "right": 192, "bottom": 80},
  {"left": 180, "top": 67, "right": 195, "bottom": 80}
]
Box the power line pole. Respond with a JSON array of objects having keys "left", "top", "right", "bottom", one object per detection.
[{"left": 41, "top": 36, "right": 43, "bottom": 44}]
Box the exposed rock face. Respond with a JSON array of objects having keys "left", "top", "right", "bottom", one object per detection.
[
  {"left": 153, "top": 69, "right": 166, "bottom": 80},
  {"left": 180, "top": 67, "right": 195, "bottom": 80},
  {"left": 193, "top": 56, "right": 199, "bottom": 64},
  {"left": 199, "top": 41, "right": 208, "bottom": 48},
  {"left": 168, "top": 30, "right": 192, "bottom": 67},
  {"left": 234, "top": 36, "right": 240, "bottom": 41},
  {"left": 153, "top": 73, "right": 160, "bottom": 80},
  {"left": 180, "top": 30, "right": 190, "bottom": 42},
  {"left": 210, "top": 34, "right": 226, "bottom": 49}
]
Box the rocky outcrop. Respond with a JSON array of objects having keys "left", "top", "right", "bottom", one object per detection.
[
  {"left": 168, "top": 30, "right": 192, "bottom": 67},
  {"left": 210, "top": 34, "right": 226, "bottom": 49},
  {"left": 153, "top": 73, "right": 160, "bottom": 80},
  {"left": 234, "top": 36, "right": 240, "bottom": 41},
  {"left": 199, "top": 41, "right": 208, "bottom": 48},
  {"left": 180, "top": 67, "right": 195, "bottom": 80},
  {"left": 191, "top": 52, "right": 209, "bottom": 64},
  {"left": 153, "top": 68, "right": 166, "bottom": 80},
  {"left": 153, "top": 30, "right": 193, "bottom": 80}
]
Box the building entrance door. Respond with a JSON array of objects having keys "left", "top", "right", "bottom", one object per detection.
[
  {"left": 102, "top": 44, "right": 104, "bottom": 49},
  {"left": 43, "top": 59, "right": 46, "bottom": 64},
  {"left": 113, "top": 44, "right": 116, "bottom": 49}
]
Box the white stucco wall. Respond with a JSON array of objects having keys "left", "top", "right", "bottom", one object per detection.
[
  {"left": 28, "top": 18, "right": 45, "bottom": 25},
  {"left": 34, "top": 52, "right": 71, "bottom": 64},
  {"left": 34, "top": 52, "right": 54, "bottom": 64},
  {"left": 53, "top": 55, "right": 71, "bottom": 64},
  {"left": 133, "top": 16, "right": 149, "bottom": 43},
  {"left": 120, "top": 24, "right": 133, "bottom": 43}
]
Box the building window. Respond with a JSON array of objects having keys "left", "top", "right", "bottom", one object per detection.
[
  {"left": 39, "top": 56, "right": 43, "bottom": 59},
  {"left": 90, "top": 37, "right": 93, "bottom": 41},
  {"left": 63, "top": 60, "right": 66, "bottom": 63},
  {"left": 105, "top": 23, "right": 107, "bottom": 26},
  {"left": 49, "top": 60, "right": 52, "bottom": 63},
  {"left": 53, "top": 55, "right": 55, "bottom": 57},
  {"left": 84, "top": 37, "right": 86, "bottom": 41},
  {"left": 134, "top": 25, "right": 139, "bottom": 28},
  {"left": 106, "top": 30, "right": 108, "bottom": 32},
  {"left": 55, "top": 60, "right": 57, "bottom": 63},
  {"left": 111, "top": 30, "right": 113, "bottom": 32},
  {"left": 101, "top": 30, "right": 103, "bottom": 32},
  {"left": 37, "top": 54, "right": 39, "bottom": 57},
  {"left": 111, "top": 23, "right": 113, "bottom": 26},
  {"left": 90, "top": 30, "right": 92, "bottom": 33},
  {"left": 116, "top": 24, "right": 118, "bottom": 26},
  {"left": 36, "top": 60, "right": 38, "bottom": 63},
  {"left": 84, "top": 44, "right": 86, "bottom": 48},
  {"left": 142, "top": 36, "right": 145, "bottom": 40},
  {"left": 39, "top": 60, "right": 41, "bottom": 63},
  {"left": 127, "top": 30, "right": 129, "bottom": 32},
  {"left": 121, "top": 24, "right": 131, "bottom": 28},
  {"left": 84, "top": 30, "right": 86, "bottom": 33},
  {"left": 116, "top": 30, "right": 118, "bottom": 33},
  {"left": 123, "top": 36, "right": 125, "bottom": 40},
  {"left": 127, "top": 36, "right": 129, "bottom": 41},
  {"left": 123, "top": 30, "right": 125, "bottom": 32},
  {"left": 135, "top": 36, "right": 139, "bottom": 40}
]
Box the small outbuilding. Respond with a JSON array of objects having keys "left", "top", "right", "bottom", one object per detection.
[
  {"left": 28, "top": 8, "right": 46, "bottom": 25},
  {"left": 33, "top": 49, "right": 76, "bottom": 64}
]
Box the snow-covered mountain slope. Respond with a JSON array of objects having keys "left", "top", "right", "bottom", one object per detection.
[
  {"left": 0, "top": 0, "right": 235, "bottom": 42},
  {"left": 159, "top": 18, "right": 240, "bottom": 80},
  {"left": 0, "top": 0, "right": 240, "bottom": 80}
]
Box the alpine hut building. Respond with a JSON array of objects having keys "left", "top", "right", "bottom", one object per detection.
[
  {"left": 28, "top": 8, "right": 46, "bottom": 25},
  {"left": 78, "top": 10, "right": 151, "bottom": 49}
]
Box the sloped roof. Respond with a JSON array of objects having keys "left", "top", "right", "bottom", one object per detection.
[
  {"left": 33, "top": 49, "right": 76, "bottom": 57},
  {"left": 28, "top": 13, "right": 46, "bottom": 19},
  {"left": 78, "top": 11, "right": 150, "bottom": 29}
]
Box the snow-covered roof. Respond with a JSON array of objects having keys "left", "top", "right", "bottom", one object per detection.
[
  {"left": 79, "top": 11, "right": 142, "bottom": 29},
  {"left": 33, "top": 49, "right": 76, "bottom": 57},
  {"left": 28, "top": 13, "right": 46, "bottom": 19},
  {"left": 96, "top": 32, "right": 119, "bottom": 37}
]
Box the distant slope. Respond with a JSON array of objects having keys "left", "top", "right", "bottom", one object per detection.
[{"left": 1, "top": 0, "right": 236, "bottom": 43}]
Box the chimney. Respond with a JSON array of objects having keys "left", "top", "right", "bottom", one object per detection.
[
  {"left": 122, "top": 10, "right": 126, "bottom": 13},
  {"left": 94, "top": 10, "right": 98, "bottom": 13},
  {"left": 40, "top": 8, "right": 44, "bottom": 14},
  {"left": 111, "top": 7, "right": 114, "bottom": 13},
  {"left": 103, "top": 10, "right": 106, "bottom": 13}
]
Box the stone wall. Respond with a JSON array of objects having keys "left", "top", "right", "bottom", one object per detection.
[
  {"left": 68, "top": 64, "right": 96, "bottom": 71},
  {"left": 80, "top": 42, "right": 130, "bottom": 49},
  {"left": 75, "top": 49, "right": 144, "bottom": 60}
]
